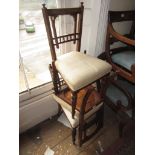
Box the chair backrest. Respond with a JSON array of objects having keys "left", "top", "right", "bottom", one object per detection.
[
  {"left": 42, "top": 2, "right": 84, "bottom": 62},
  {"left": 109, "top": 10, "right": 135, "bottom": 23},
  {"left": 105, "top": 10, "right": 135, "bottom": 82}
]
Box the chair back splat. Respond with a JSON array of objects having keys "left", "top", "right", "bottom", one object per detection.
[{"left": 42, "top": 2, "right": 84, "bottom": 61}]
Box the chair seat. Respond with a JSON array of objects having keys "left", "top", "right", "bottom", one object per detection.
[
  {"left": 61, "top": 102, "right": 103, "bottom": 128},
  {"left": 52, "top": 94, "right": 103, "bottom": 128},
  {"left": 52, "top": 85, "right": 103, "bottom": 128},
  {"left": 111, "top": 50, "right": 135, "bottom": 71},
  {"left": 55, "top": 51, "right": 112, "bottom": 91}
]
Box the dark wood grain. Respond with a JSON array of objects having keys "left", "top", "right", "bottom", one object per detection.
[{"left": 58, "top": 85, "right": 102, "bottom": 113}]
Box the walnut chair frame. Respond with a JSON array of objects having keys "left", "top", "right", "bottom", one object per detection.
[
  {"left": 42, "top": 3, "right": 110, "bottom": 147},
  {"left": 42, "top": 2, "right": 111, "bottom": 118},
  {"left": 105, "top": 10, "right": 135, "bottom": 83},
  {"left": 49, "top": 64, "right": 104, "bottom": 146},
  {"left": 42, "top": 2, "right": 84, "bottom": 118}
]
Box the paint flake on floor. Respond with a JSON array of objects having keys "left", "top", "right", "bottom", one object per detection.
[
  {"left": 44, "top": 147, "right": 54, "bottom": 155},
  {"left": 58, "top": 113, "right": 72, "bottom": 128}
]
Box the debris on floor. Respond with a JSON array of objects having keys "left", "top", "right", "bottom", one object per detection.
[
  {"left": 44, "top": 147, "right": 54, "bottom": 155},
  {"left": 98, "top": 140, "right": 104, "bottom": 152},
  {"left": 95, "top": 140, "right": 104, "bottom": 154}
]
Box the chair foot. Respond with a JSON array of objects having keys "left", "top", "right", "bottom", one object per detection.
[
  {"left": 119, "top": 122, "right": 125, "bottom": 138},
  {"left": 72, "top": 128, "right": 76, "bottom": 145},
  {"left": 97, "top": 105, "right": 104, "bottom": 128},
  {"left": 56, "top": 104, "right": 63, "bottom": 118}
]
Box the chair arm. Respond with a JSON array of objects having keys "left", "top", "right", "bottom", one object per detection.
[
  {"left": 101, "top": 76, "right": 133, "bottom": 111},
  {"left": 111, "top": 80, "right": 133, "bottom": 111},
  {"left": 108, "top": 24, "right": 135, "bottom": 46}
]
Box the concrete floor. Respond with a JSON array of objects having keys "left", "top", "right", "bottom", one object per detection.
[{"left": 19, "top": 105, "right": 123, "bottom": 155}]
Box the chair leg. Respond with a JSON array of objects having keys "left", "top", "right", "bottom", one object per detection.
[
  {"left": 71, "top": 92, "right": 77, "bottom": 119},
  {"left": 96, "top": 80, "right": 101, "bottom": 92},
  {"left": 78, "top": 125, "right": 83, "bottom": 147},
  {"left": 101, "top": 104, "right": 104, "bottom": 128},
  {"left": 96, "top": 105, "right": 104, "bottom": 128},
  {"left": 72, "top": 128, "right": 76, "bottom": 145},
  {"left": 119, "top": 121, "right": 125, "bottom": 138},
  {"left": 57, "top": 104, "right": 62, "bottom": 117}
]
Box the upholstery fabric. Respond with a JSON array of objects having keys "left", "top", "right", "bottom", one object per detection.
[
  {"left": 106, "top": 84, "right": 129, "bottom": 107},
  {"left": 117, "top": 78, "right": 135, "bottom": 98},
  {"left": 55, "top": 51, "right": 112, "bottom": 91},
  {"left": 111, "top": 50, "right": 135, "bottom": 71},
  {"left": 52, "top": 94, "right": 103, "bottom": 128}
]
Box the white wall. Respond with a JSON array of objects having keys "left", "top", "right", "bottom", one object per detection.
[
  {"left": 110, "top": 0, "right": 135, "bottom": 10},
  {"left": 19, "top": 82, "right": 58, "bottom": 133},
  {"left": 20, "top": 94, "right": 58, "bottom": 133},
  {"left": 82, "top": 0, "right": 102, "bottom": 56},
  {"left": 82, "top": 0, "right": 135, "bottom": 56},
  {"left": 68, "top": 0, "right": 103, "bottom": 56}
]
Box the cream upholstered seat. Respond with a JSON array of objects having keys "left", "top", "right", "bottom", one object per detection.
[
  {"left": 53, "top": 94, "right": 103, "bottom": 128},
  {"left": 55, "top": 51, "right": 112, "bottom": 91}
]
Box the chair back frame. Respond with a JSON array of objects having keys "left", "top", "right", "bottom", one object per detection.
[
  {"left": 42, "top": 4, "right": 106, "bottom": 147},
  {"left": 44, "top": 3, "right": 108, "bottom": 121},
  {"left": 42, "top": 2, "right": 84, "bottom": 62}
]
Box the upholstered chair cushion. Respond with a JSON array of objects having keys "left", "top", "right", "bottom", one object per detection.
[
  {"left": 116, "top": 78, "right": 135, "bottom": 98},
  {"left": 55, "top": 51, "right": 112, "bottom": 91},
  {"left": 111, "top": 50, "right": 135, "bottom": 71},
  {"left": 52, "top": 94, "right": 103, "bottom": 128},
  {"left": 106, "top": 84, "right": 129, "bottom": 107}
]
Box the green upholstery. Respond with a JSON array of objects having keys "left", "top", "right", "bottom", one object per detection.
[
  {"left": 106, "top": 84, "right": 129, "bottom": 107},
  {"left": 111, "top": 50, "right": 135, "bottom": 71},
  {"left": 117, "top": 78, "right": 135, "bottom": 98}
]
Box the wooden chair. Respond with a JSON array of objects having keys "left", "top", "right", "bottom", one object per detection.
[
  {"left": 50, "top": 79, "right": 104, "bottom": 146},
  {"left": 101, "top": 74, "right": 135, "bottom": 137},
  {"left": 42, "top": 2, "right": 112, "bottom": 146},
  {"left": 105, "top": 10, "right": 135, "bottom": 83}
]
